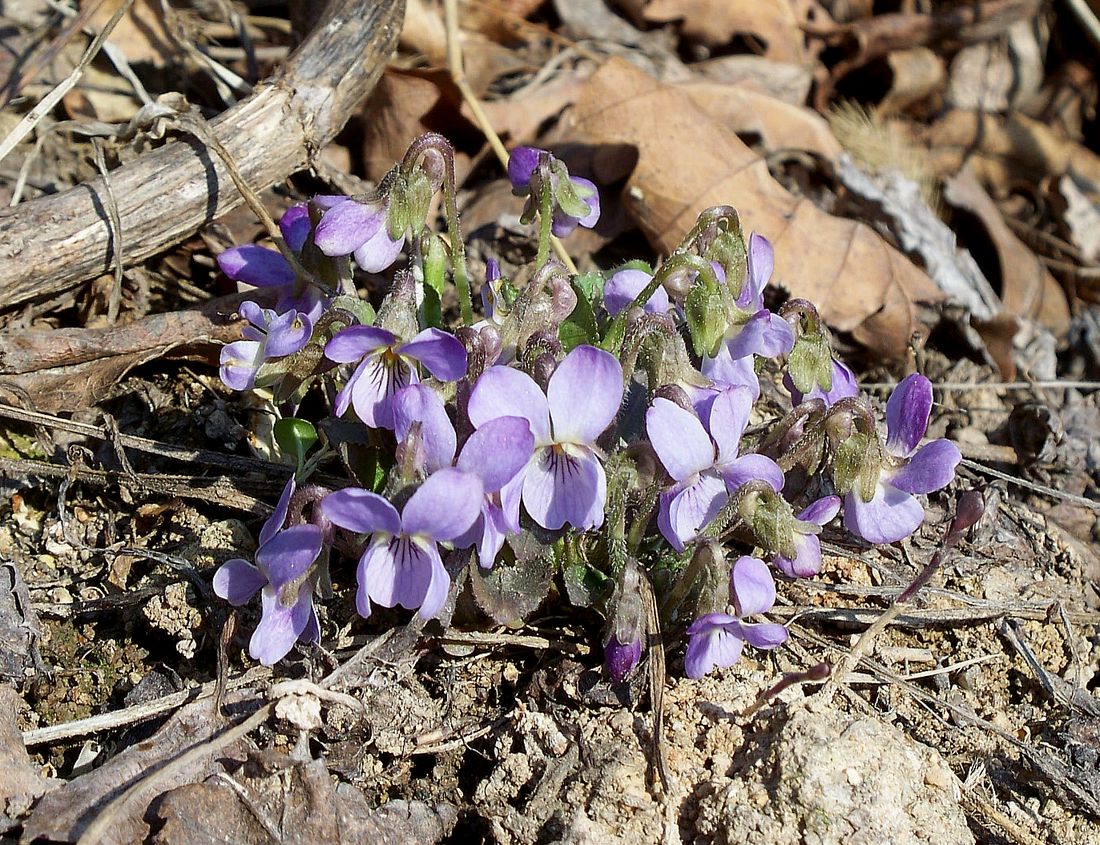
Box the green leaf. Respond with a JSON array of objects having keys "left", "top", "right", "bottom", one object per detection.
[
  {"left": 274, "top": 417, "right": 318, "bottom": 469},
  {"left": 423, "top": 232, "right": 447, "bottom": 299},
  {"left": 559, "top": 281, "right": 599, "bottom": 351},
  {"left": 469, "top": 543, "right": 554, "bottom": 625},
  {"left": 572, "top": 270, "right": 605, "bottom": 304}
]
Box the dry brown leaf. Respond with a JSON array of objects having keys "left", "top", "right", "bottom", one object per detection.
[
  {"left": 643, "top": 0, "right": 807, "bottom": 62},
  {"left": 675, "top": 80, "right": 841, "bottom": 159},
  {"left": 1058, "top": 175, "right": 1100, "bottom": 263},
  {"left": 567, "top": 57, "right": 942, "bottom": 358},
  {"left": 692, "top": 55, "right": 813, "bottom": 104},
  {"left": 83, "top": 0, "right": 179, "bottom": 67},
  {"left": 943, "top": 167, "right": 1070, "bottom": 335},
  {"left": 877, "top": 47, "right": 945, "bottom": 115},
  {"left": 476, "top": 73, "right": 584, "bottom": 146}
]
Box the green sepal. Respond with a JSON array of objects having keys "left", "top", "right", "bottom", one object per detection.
[
  {"left": 787, "top": 333, "right": 834, "bottom": 394},
  {"left": 330, "top": 294, "right": 376, "bottom": 328},
  {"left": 749, "top": 493, "right": 798, "bottom": 560},
  {"left": 832, "top": 432, "right": 872, "bottom": 496},
  {"left": 559, "top": 281, "right": 599, "bottom": 351},
  {"left": 685, "top": 283, "right": 727, "bottom": 358},
  {"left": 420, "top": 284, "right": 443, "bottom": 330}
]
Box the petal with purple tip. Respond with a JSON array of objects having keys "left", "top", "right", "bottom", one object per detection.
[
  {"left": 731, "top": 556, "right": 776, "bottom": 616},
  {"left": 401, "top": 467, "right": 484, "bottom": 541},
  {"left": 843, "top": 484, "right": 924, "bottom": 544},
  {"left": 314, "top": 199, "right": 384, "bottom": 256},
  {"left": 325, "top": 325, "right": 397, "bottom": 364},
  {"left": 249, "top": 586, "right": 312, "bottom": 665},
  {"left": 256, "top": 524, "right": 323, "bottom": 590},
  {"left": 645, "top": 398, "right": 714, "bottom": 483},
  {"left": 720, "top": 453, "right": 784, "bottom": 494},
  {"left": 217, "top": 244, "right": 294, "bottom": 287},
  {"left": 353, "top": 228, "right": 405, "bottom": 273},
  {"left": 798, "top": 495, "right": 842, "bottom": 527},
  {"left": 684, "top": 618, "right": 743, "bottom": 679},
  {"left": 213, "top": 559, "right": 265, "bottom": 606},
  {"left": 278, "top": 204, "right": 311, "bottom": 253},
  {"left": 740, "top": 232, "right": 774, "bottom": 309},
  {"left": 739, "top": 621, "right": 789, "bottom": 649},
  {"left": 219, "top": 340, "right": 263, "bottom": 391},
  {"left": 457, "top": 416, "right": 534, "bottom": 492},
  {"left": 723, "top": 310, "right": 795, "bottom": 360},
  {"left": 260, "top": 478, "right": 296, "bottom": 547},
  {"left": 603, "top": 268, "right": 668, "bottom": 316},
  {"left": 468, "top": 366, "right": 551, "bottom": 444},
  {"left": 706, "top": 385, "right": 752, "bottom": 465},
  {"left": 546, "top": 345, "right": 623, "bottom": 445},
  {"left": 263, "top": 310, "right": 312, "bottom": 358},
  {"left": 321, "top": 487, "right": 401, "bottom": 535},
  {"left": 701, "top": 344, "right": 761, "bottom": 399},
  {"left": 394, "top": 384, "right": 457, "bottom": 472},
  {"left": 658, "top": 473, "right": 728, "bottom": 551},
  {"left": 888, "top": 439, "right": 961, "bottom": 494},
  {"left": 774, "top": 532, "right": 822, "bottom": 578},
  {"left": 399, "top": 328, "right": 468, "bottom": 382},
  {"left": 885, "top": 373, "right": 933, "bottom": 457},
  {"left": 507, "top": 146, "right": 542, "bottom": 190}
]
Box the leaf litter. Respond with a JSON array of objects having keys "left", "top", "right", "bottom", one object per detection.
[{"left": 1, "top": 1, "right": 1100, "bottom": 844}]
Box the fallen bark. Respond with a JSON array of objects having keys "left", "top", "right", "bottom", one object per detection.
[{"left": 0, "top": 0, "right": 404, "bottom": 309}]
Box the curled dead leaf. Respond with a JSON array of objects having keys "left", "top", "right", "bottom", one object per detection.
[{"left": 567, "top": 57, "right": 942, "bottom": 358}]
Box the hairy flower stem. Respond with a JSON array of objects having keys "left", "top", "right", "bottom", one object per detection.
[
  {"left": 660, "top": 540, "right": 721, "bottom": 621},
  {"left": 535, "top": 171, "right": 554, "bottom": 269},
  {"left": 403, "top": 133, "right": 472, "bottom": 324}
]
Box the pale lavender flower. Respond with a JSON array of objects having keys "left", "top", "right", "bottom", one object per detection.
[
  {"left": 313, "top": 197, "right": 406, "bottom": 273},
  {"left": 646, "top": 387, "right": 784, "bottom": 551},
  {"left": 321, "top": 468, "right": 483, "bottom": 619},
  {"left": 603, "top": 268, "right": 670, "bottom": 317},
  {"left": 216, "top": 203, "right": 328, "bottom": 321},
  {"left": 772, "top": 496, "right": 841, "bottom": 578},
  {"left": 220, "top": 301, "right": 313, "bottom": 391},
  {"left": 684, "top": 556, "right": 788, "bottom": 679},
  {"left": 467, "top": 345, "right": 623, "bottom": 531},
  {"left": 213, "top": 478, "right": 323, "bottom": 665},
  {"left": 393, "top": 384, "right": 458, "bottom": 474},
  {"left": 843, "top": 374, "right": 962, "bottom": 544},
  {"left": 325, "top": 326, "right": 467, "bottom": 429},
  {"left": 508, "top": 146, "right": 600, "bottom": 237}
]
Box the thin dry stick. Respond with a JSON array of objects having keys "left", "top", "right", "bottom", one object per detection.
[
  {"left": 961, "top": 457, "right": 1100, "bottom": 511},
  {"left": 859, "top": 380, "right": 1100, "bottom": 390},
  {"left": 90, "top": 139, "right": 124, "bottom": 324},
  {"left": 0, "top": 0, "right": 135, "bottom": 166},
  {"left": 442, "top": 0, "right": 578, "bottom": 274}
]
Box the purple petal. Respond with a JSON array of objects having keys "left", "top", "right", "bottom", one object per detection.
[
  {"left": 457, "top": 416, "right": 535, "bottom": 492},
  {"left": 314, "top": 199, "right": 384, "bottom": 256},
  {"left": 522, "top": 445, "right": 606, "bottom": 531},
  {"left": 350, "top": 354, "right": 417, "bottom": 429},
  {"left": 476, "top": 503, "right": 510, "bottom": 567},
  {"left": 739, "top": 232, "right": 774, "bottom": 310},
  {"left": 739, "top": 621, "right": 789, "bottom": 649},
  {"left": 787, "top": 360, "right": 858, "bottom": 407},
  {"left": 332, "top": 357, "right": 366, "bottom": 418},
  {"left": 798, "top": 495, "right": 842, "bottom": 526},
  {"left": 731, "top": 556, "right": 775, "bottom": 616},
  {"left": 605, "top": 636, "right": 642, "bottom": 682},
  {"left": 219, "top": 340, "right": 263, "bottom": 391},
  {"left": 399, "top": 328, "right": 468, "bottom": 382},
  {"left": 684, "top": 617, "right": 743, "bottom": 679},
  {"left": 278, "top": 204, "right": 312, "bottom": 253},
  {"left": 507, "top": 146, "right": 542, "bottom": 190},
  {"left": 417, "top": 543, "right": 452, "bottom": 619},
  {"left": 358, "top": 536, "right": 445, "bottom": 615},
  {"left": 256, "top": 524, "right": 323, "bottom": 590},
  {"left": 843, "top": 484, "right": 924, "bottom": 544},
  {"left": 569, "top": 176, "right": 601, "bottom": 228},
  {"left": 213, "top": 559, "right": 265, "bottom": 606},
  {"left": 889, "top": 439, "right": 961, "bottom": 494},
  {"left": 657, "top": 473, "right": 728, "bottom": 552},
  {"left": 720, "top": 454, "right": 784, "bottom": 493},
  {"left": 468, "top": 366, "right": 551, "bottom": 444},
  {"left": 325, "top": 325, "right": 398, "bottom": 364},
  {"left": 773, "top": 532, "right": 822, "bottom": 578},
  {"left": 885, "top": 373, "right": 933, "bottom": 457},
  {"left": 723, "top": 310, "right": 795, "bottom": 359},
  {"left": 260, "top": 478, "right": 296, "bottom": 547},
  {"left": 353, "top": 229, "right": 406, "bottom": 273},
  {"left": 551, "top": 212, "right": 580, "bottom": 239},
  {"left": 401, "top": 467, "right": 484, "bottom": 541},
  {"left": 701, "top": 345, "right": 761, "bottom": 400},
  {"left": 603, "top": 268, "right": 668, "bottom": 316},
  {"left": 321, "top": 487, "right": 401, "bottom": 535},
  {"left": 546, "top": 345, "right": 623, "bottom": 445},
  {"left": 394, "top": 384, "right": 457, "bottom": 472},
  {"left": 706, "top": 386, "right": 752, "bottom": 465},
  {"left": 646, "top": 398, "right": 714, "bottom": 483},
  {"left": 499, "top": 473, "right": 524, "bottom": 534},
  {"left": 249, "top": 586, "right": 312, "bottom": 665},
  {"left": 217, "top": 244, "right": 294, "bottom": 287},
  {"left": 263, "top": 310, "right": 312, "bottom": 358}
]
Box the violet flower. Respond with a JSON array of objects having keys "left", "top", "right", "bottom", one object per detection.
[
  {"left": 603, "top": 268, "right": 670, "bottom": 317},
  {"left": 646, "top": 387, "right": 784, "bottom": 551},
  {"left": 786, "top": 359, "right": 858, "bottom": 407},
  {"left": 392, "top": 385, "right": 534, "bottom": 566},
  {"left": 684, "top": 556, "right": 788, "bottom": 679},
  {"left": 772, "top": 495, "right": 841, "bottom": 578},
  {"left": 313, "top": 197, "right": 406, "bottom": 273},
  {"left": 467, "top": 345, "right": 623, "bottom": 531},
  {"left": 212, "top": 477, "right": 323, "bottom": 666},
  {"left": 321, "top": 468, "right": 483, "bottom": 619},
  {"left": 216, "top": 203, "right": 327, "bottom": 321},
  {"left": 325, "top": 325, "right": 467, "bottom": 429},
  {"left": 843, "top": 374, "right": 961, "bottom": 544},
  {"left": 220, "top": 301, "right": 313, "bottom": 391},
  {"left": 605, "top": 636, "right": 643, "bottom": 683},
  {"left": 508, "top": 146, "right": 600, "bottom": 237}
]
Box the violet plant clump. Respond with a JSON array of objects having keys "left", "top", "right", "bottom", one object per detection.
[{"left": 209, "top": 133, "right": 962, "bottom": 682}]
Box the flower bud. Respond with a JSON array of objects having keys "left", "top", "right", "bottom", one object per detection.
[{"left": 604, "top": 636, "right": 642, "bottom": 683}]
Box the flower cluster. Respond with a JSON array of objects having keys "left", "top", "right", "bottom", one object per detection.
[{"left": 209, "top": 134, "right": 961, "bottom": 681}]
